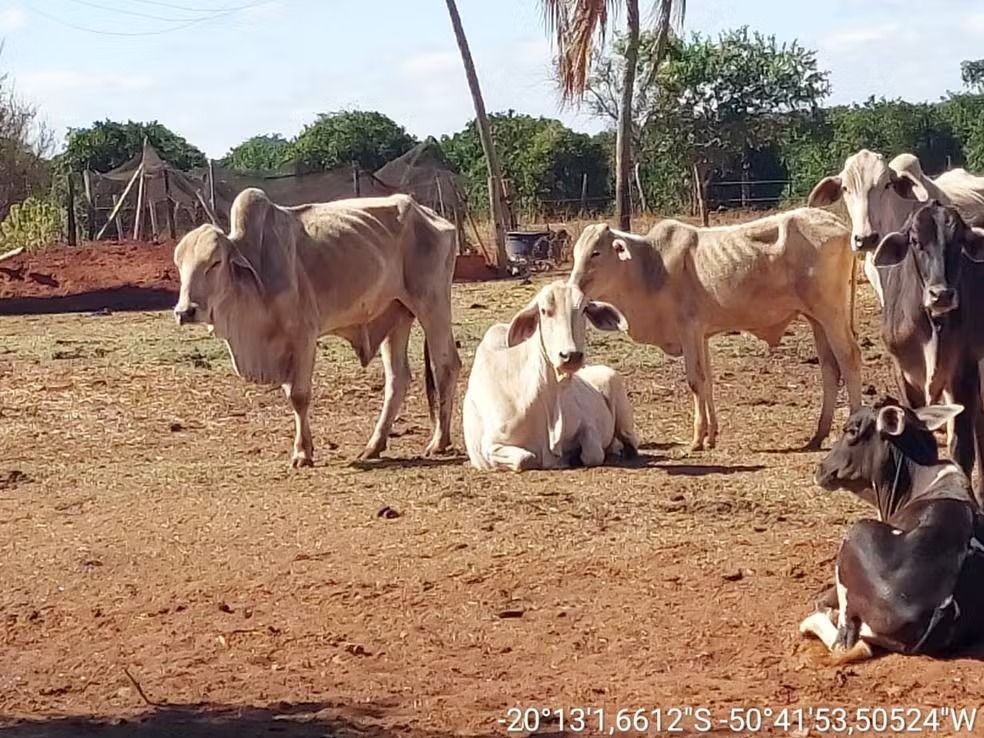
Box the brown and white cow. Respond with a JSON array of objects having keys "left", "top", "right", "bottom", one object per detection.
[
  {"left": 568, "top": 210, "right": 861, "bottom": 451},
  {"left": 801, "top": 398, "right": 984, "bottom": 663},
  {"left": 173, "top": 189, "right": 461, "bottom": 467}
]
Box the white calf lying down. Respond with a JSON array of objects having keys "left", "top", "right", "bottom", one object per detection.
[{"left": 463, "top": 281, "right": 638, "bottom": 471}]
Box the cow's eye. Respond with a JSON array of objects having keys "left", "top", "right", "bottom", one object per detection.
[{"left": 590, "top": 250, "right": 601, "bottom": 259}]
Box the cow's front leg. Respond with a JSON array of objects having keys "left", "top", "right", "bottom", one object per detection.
[
  {"left": 485, "top": 442, "right": 539, "bottom": 471},
  {"left": 799, "top": 608, "right": 839, "bottom": 648},
  {"left": 682, "top": 327, "right": 710, "bottom": 451},
  {"left": 283, "top": 341, "right": 316, "bottom": 469},
  {"left": 698, "top": 338, "right": 718, "bottom": 448}
]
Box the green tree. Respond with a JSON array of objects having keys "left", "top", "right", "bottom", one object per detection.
[
  {"left": 291, "top": 110, "right": 416, "bottom": 172},
  {"left": 222, "top": 133, "right": 292, "bottom": 173},
  {"left": 640, "top": 28, "right": 829, "bottom": 223},
  {"left": 63, "top": 120, "right": 206, "bottom": 172},
  {"left": 939, "top": 93, "right": 984, "bottom": 171},
  {"left": 442, "top": 111, "right": 610, "bottom": 214},
  {"left": 783, "top": 98, "right": 964, "bottom": 199}
]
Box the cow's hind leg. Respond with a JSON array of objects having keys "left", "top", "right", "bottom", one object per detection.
[
  {"left": 417, "top": 306, "right": 462, "bottom": 457},
  {"left": 283, "top": 340, "right": 317, "bottom": 469},
  {"left": 682, "top": 327, "right": 712, "bottom": 451},
  {"left": 578, "top": 425, "right": 606, "bottom": 468},
  {"left": 359, "top": 309, "right": 414, "bottom": 460}
]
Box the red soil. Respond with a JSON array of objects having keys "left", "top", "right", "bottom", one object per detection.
[{"left": 0, "top": 242, "right": 497, "bottom": 316}]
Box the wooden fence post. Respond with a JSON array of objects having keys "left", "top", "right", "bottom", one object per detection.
[
  {"left": 207, "top": 159, "right": 216, "bottom": 216},
  {"left": 352, "top": 161, "right": 361, "bottom": 196},
  {"left": 163, "top": 169, "right": 177, "bottom": 239},
  {"left": 82, "top": 170, "right": 96, "bottom": 240},
  {"left": 66, "top": 173, "right": 77, "bottom": 246},
  {"left": 111, "top": 195, "right": 124, "bottom": 241},
  {"left": 133, "top": 166, "right": 145, "bottom": 241},
  {"left": 97, "top": 162, "right": 143, "bottom": 240},
  {"left": 580, "top": 173, "right": 588, "bottom": 215}
]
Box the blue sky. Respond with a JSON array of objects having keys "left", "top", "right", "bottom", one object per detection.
[{"left": 2, "top": 0, "right": 983, "bottom": 158}]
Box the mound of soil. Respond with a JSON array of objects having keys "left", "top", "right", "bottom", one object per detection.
[
  {"left": 0, "top": 242, "right": 499, "bottom": 316},
  {"left": 0, "top": 241, "right": 178, "bottom": 315}
]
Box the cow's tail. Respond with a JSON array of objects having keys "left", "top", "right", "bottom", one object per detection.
[{"left": 424, "top": 338, "right": 437, "bottom": 424}]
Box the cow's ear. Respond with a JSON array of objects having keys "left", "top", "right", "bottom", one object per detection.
[
  {"left": 892, "top": 172, "right": 930, "bottom": 202},
  {"left": 506, "top": 304, "right": 539, "bottom": 347},
  {"left": 613, "top": 238, "right": 632, "bottom": 261},
  {"left": 876, "top": 406, "right": 906, "bottom": 436},
  {"left": 807, "top": 176, "right": 843, "bottom": 207},
  {"left": 914, "top": 404, "right": 964, "bottom": 431},
  {"left": 873, "top": 231, "right": 909, "bottom": 268},
  {"left": 964, "top": 227, "right": 984, "bottom": 263},
  {"left": 585, "top": 301, "right": 628, "bottom": 332},
  {"left": 228, "top": 247, "right": 263, "bottom": 291}
]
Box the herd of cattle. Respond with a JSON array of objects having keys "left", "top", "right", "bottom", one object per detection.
[{"left": 171, "top": 148, "right": 984, "bottom": 663}]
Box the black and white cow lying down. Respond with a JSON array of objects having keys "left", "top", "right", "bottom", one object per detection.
[{"left": 800, "top": 398, "right": 984, "bottom": 663}]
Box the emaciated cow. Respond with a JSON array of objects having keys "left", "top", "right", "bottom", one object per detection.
[
  {"left": 568, "top": 210, "right": 861, "bottom": 451},
  {"left": 801, "top": 399, "right": 984, "bottom": 663},
  {"left": 173, "top": 188, "right": 461, "bottom": 467},
  {"left": 463, "top": 281, "right": 638, "bottom": 471},
  {"left": 872, "top": 203, "right": 984, "bottom": 499}
]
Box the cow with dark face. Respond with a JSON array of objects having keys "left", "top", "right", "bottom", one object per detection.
[
  {"left": 800, "top": 398, "right": 984, "bottom": 663},
  {"left": 874, "top": 203, "right": 984, "bottom": 503}
]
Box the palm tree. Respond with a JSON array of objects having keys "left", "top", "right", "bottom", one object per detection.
[
  {"left": 445, "top": 0, "right": 509, "bottom": 270},
  {"left": 541, "top": 0, "right": 685, "bottom": 230}
]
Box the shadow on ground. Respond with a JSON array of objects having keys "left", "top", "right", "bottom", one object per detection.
[{"left": 0, "top": 702, "right": 496, "bottom": 738}]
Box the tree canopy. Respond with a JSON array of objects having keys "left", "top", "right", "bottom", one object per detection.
[
  {"left": 291, "top": 110, "right": 416, "bottom": 172},
  {"left": 221, "top": 134, "right": 292, "bottom": 173},
  {"left": 442, "top": 111, "right": 610, "bottom": 213},
  {"left": 63, "top": 120, "right": 207, "bottom": 173}
]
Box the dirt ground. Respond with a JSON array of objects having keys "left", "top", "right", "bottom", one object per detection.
[
  {"left": 0, "top": 240, "right": 496, "bottom": 317},
  {"left": 2, "top": 266, "right": 984, "bottom": 737}
]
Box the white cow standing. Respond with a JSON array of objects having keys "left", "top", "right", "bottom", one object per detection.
[{"left": 463, "top": 281, "right": 638, "bottom": 471}]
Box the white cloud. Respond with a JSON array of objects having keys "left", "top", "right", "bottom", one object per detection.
[
  {"left": 20, "top": 70, "right": 156, "bottom": 97},
  {"left": 967, "top": 12, "right": 984, "bottom": 34},
  {"left": 0, "top": 5, "right": 26, "bottom": 33},
  {"left": 400, "top": 50, "right": 459, "bottom": 79},
  {"left": 821, "top": 25, "right": 898, "bottom": 51}
]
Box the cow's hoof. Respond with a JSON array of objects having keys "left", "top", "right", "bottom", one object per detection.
[
  {"left": 803, "top": 436, "right": 824, "bottom": 452},
  {"left": 423, "top": 440, "right": 452, "bottom": 457},
  {"left": 689, "top": 440, "right": 705, "bottom": 452},
  {"left": 290, "top": 454, "right": 314, "bottom": 469},
  {"left": 358, "top": 446, "right": 383, "bottom": 461}
]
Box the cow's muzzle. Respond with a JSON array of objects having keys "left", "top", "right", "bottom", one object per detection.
[
  {"left": 926, "top": 286, "right": 958, "bottom": 317},
  {"left": 174, "top": 304, "right": 199, "bottom": 325},
  {"left": 558, "top": 351, "right": 584, "bottom": 373},
  {"left": 852, "top": 233, "right": 880, "bottom": 252}
]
